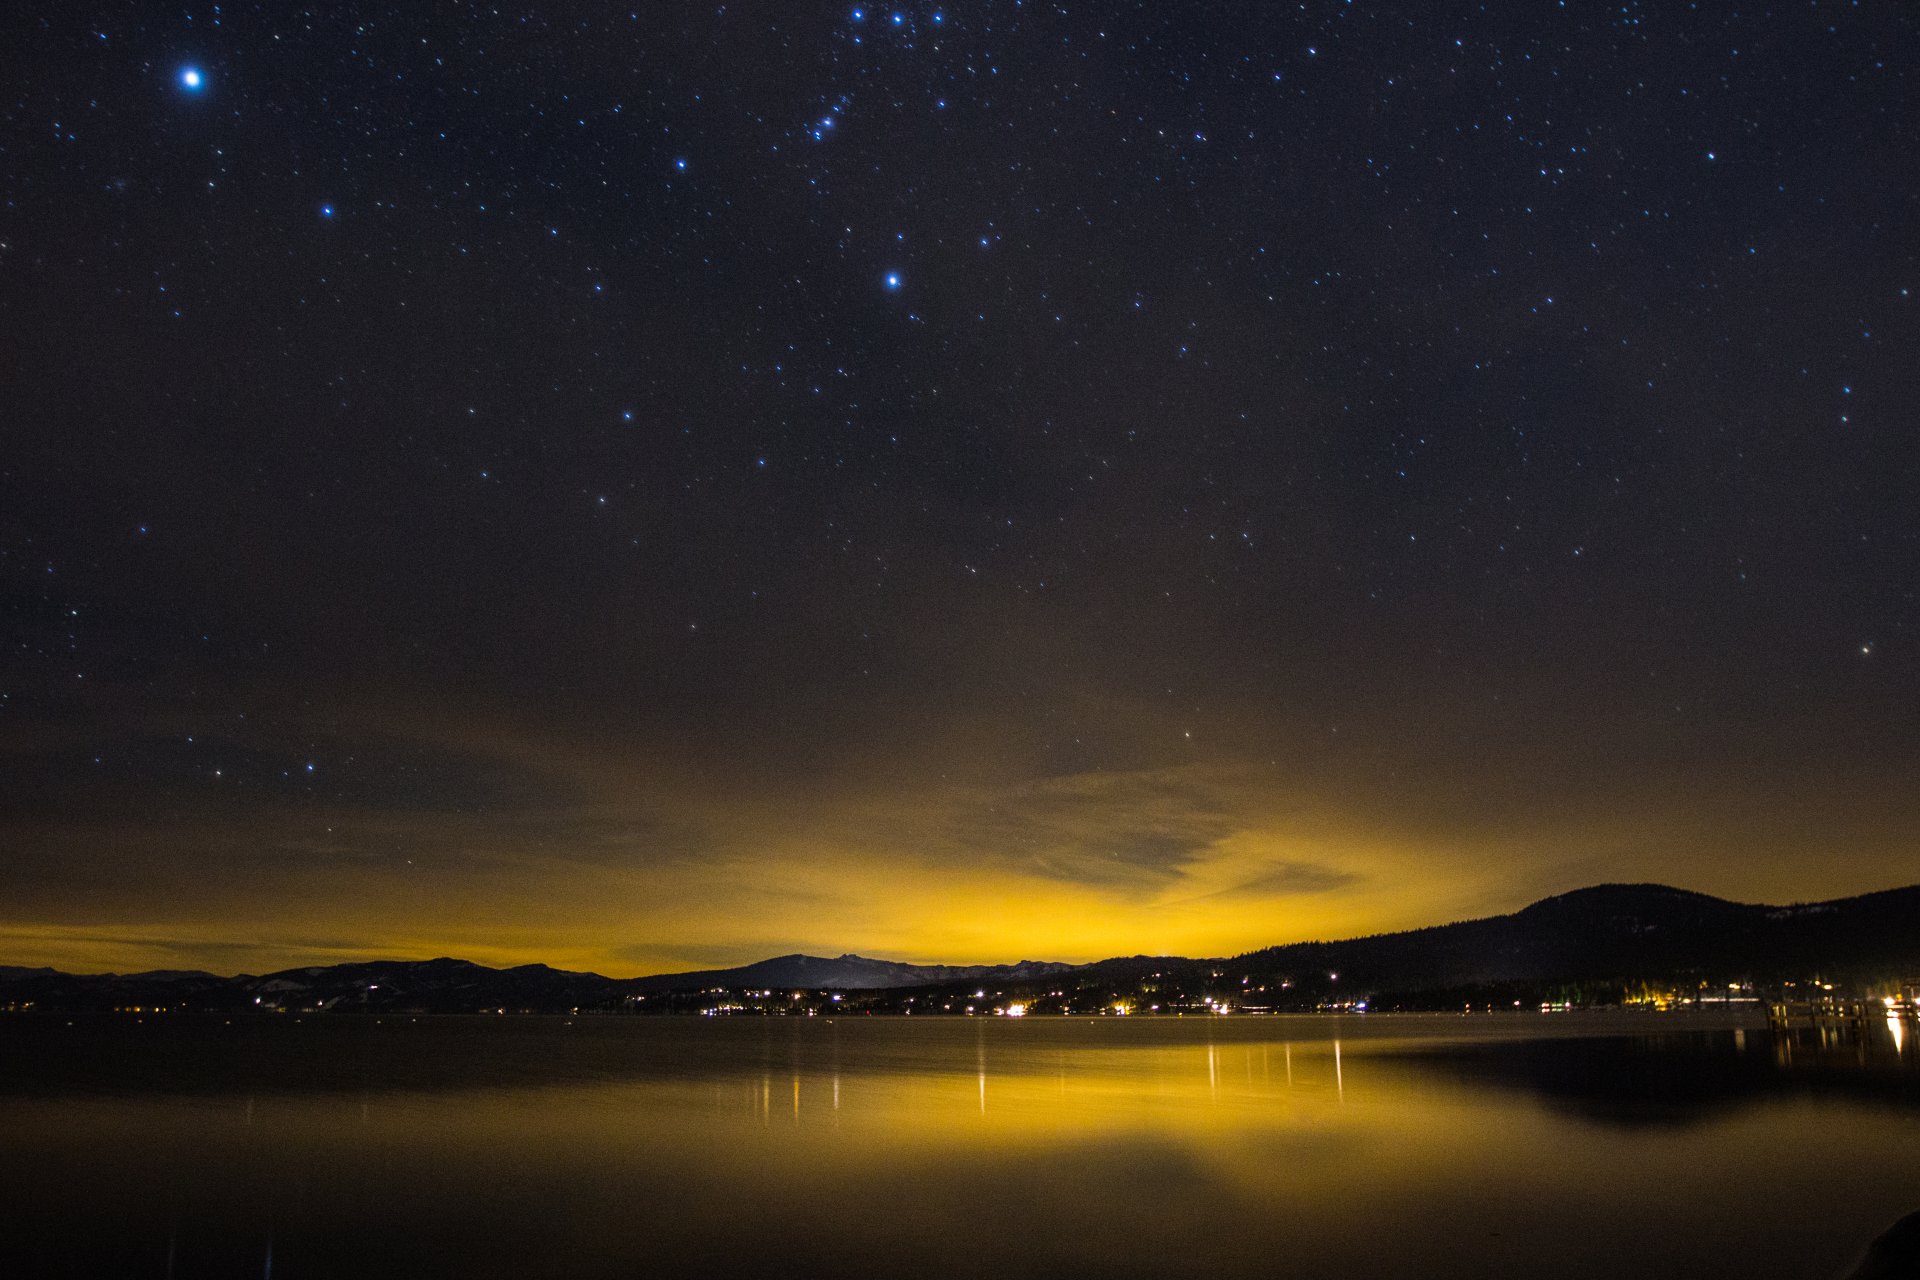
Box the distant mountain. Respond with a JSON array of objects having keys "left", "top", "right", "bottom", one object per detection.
[
  {"left": 241, "top": 958, "right": 634, "bottom": 1013},
  {"left": 918, "top": 883, "right": 1920, "bottom": 1011},
  {"left": 628, "top": 953, "right": 1072, "bottom": 993},
  {"left": 0, "top": 951, "right": 1073, "bottom": 1014},
  {"left": 1219, "top": 883, "right": 1920, "bottom": 998},
  {"left": 0, "top": 883, "right": 1913, "bottom": 1014}
]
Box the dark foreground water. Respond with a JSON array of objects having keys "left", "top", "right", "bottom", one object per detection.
[{"left": 1, "top": 1012, "right": 1915, "bottom": 1279}]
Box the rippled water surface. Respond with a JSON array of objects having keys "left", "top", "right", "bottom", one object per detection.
[{"left": 1, "top": 1012, "right": 1915, "bottom": 1278}]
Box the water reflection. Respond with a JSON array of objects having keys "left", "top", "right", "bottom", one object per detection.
[
  {"left": 0, "top": 1015, "right": 1914, "bottom": 1280},
  {"left": 1400, "top": 1017, "right": 1916, "bottom": 1130}
]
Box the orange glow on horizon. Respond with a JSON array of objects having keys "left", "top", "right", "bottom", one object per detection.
[{"left": 4, "top": 727, "right": 1914, "bottom": 977}]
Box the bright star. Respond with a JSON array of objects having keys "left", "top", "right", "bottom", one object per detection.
[
  {"left": 674, "top": 157, "right": 687, "bottom": 170},
  {"left": 320, "top": 204, "right": 334, "bottom": 218},
  {"left": 884, "top": 272, "right": 902, "bottom": 290},
  {"left": 179, "top": 67, "right": 203, "bottom": 90}
]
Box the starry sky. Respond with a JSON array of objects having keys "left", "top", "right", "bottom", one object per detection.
[{"left": 2, "top": 2, "right": 1915, "bottom": 976}]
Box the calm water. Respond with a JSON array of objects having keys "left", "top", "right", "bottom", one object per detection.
[{"left": 1, "top": 1012, "right": 1915, "bottom": 1279}]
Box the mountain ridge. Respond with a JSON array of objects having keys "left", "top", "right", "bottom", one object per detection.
[{"left": 2, "top": 882, "right": 1913, "bottom": 1013}]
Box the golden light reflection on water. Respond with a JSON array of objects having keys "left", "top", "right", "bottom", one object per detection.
[
  {"left": 1, "top": 1020, "right": 1917, "bottom": 1280},
  {"left": 683, "top": 1035, "right": 1370, "bottom": 1140}
]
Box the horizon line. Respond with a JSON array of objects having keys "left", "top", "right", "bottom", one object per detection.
[{"left": 8, "top": 878, "right": 1914, "bottom": 983}]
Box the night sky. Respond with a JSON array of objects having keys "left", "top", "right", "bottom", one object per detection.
[{"left": 3, "top": 3, "right": 1915, "bottom": 976}]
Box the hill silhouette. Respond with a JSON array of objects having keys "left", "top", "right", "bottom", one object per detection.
[{"left": 1, "top": 883, "right": 1912, "bottom": 1014}]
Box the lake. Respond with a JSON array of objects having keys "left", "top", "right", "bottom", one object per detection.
[{"left": 0, "top": 1012, "right": 1914, "bottom": 1278}]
